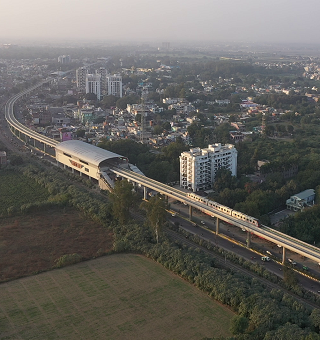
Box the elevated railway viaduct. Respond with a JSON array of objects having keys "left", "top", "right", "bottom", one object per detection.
[{"left": 3, "top": 81, "right": 320, "bottom": 266}]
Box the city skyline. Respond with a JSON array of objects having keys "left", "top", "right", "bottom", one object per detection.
[{"left": 1, "top": 0, "right": 320, "bottom": 45}]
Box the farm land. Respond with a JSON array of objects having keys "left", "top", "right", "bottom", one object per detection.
[
  {"left": 0, "top": 207, "right": 114, "bottom": 282},
  {"left": 0, "top": 254, "right": 234, "bottom": 340}
]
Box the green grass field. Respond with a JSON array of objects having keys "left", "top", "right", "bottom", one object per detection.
[
  {"left": 0, "top": 170, "right": 49, "bottom": 216},
  {"left": 0, "top": 254, "right": 234, "bottom": 340}
]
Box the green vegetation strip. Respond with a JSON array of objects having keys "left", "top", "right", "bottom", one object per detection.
[
  {"left": 0, "top": 170, "right": 49, "bottom": 216},
  {"left": 0, "top": 254, "right": 233, "bottom": 340}
]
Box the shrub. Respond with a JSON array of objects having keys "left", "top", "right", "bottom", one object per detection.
[{"left": 54, "top": 253, "right": 82, "bottom": 268}]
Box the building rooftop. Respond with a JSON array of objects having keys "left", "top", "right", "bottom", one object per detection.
[
  {"left": 56, "top": 140, "right": 125, "bottom": 167},
  {"left": 292, "top": 189, "right": 315, "bottom": 201}
]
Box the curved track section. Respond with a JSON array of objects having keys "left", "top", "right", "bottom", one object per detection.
[{"left": 4, "top": 79, "right": 59, "bottom": 148}]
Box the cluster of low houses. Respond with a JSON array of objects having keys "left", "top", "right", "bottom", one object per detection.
[{"left": 24, "top": 95, "right": 263, "bottom": 147}]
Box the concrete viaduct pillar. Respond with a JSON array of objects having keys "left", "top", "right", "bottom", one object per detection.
[
  {"left": 282, "top": 247, "right": 286, "bottom": 265},
  {"left": 246, "top": 231, "right": 251, "bottom": 248},
  {"left": 143, "top": 186, "right": 147, "bottom": 200},
  {"left": 189, "top": 205, "right": 192, "bottom": 220},
  {"left": 216, "top": 217, "right": 219, "bottom": 235}
]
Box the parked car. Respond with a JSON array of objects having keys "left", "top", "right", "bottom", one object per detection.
[{"left": 288, "top": 258, "right": 296, "bottom": 265}]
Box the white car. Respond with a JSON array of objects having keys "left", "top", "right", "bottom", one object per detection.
[{"left": 288, "top": 258, "right": 296, "bottom": 265}]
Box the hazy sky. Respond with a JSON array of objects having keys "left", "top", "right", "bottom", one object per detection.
[{"left": 1, "top": 0, "right": 320, "bottom": 45}]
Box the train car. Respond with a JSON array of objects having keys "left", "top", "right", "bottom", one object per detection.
[
  {"left": 187, "top": 193, "right": 260, "bottom": 228},
  {"left": 231, "top": 210, "right": 260, "bottom": 227},
  {"left": 207, "top": 200, "right": 232, "bottom": 215},
  {"left": 187, "top": 193, "right": 209, "bottom": 205}
]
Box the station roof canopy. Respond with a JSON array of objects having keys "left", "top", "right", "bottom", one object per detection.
[{"left": 56, "top": 140, "right": 126, "bottom": 167}]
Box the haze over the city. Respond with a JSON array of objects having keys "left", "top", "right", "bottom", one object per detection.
[{"left": 1, "top": 0, "right": 320, "bottom": 46}]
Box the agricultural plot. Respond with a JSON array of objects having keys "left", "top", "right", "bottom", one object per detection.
[
  {"left": 0, "top": 170, "right": 49, "bottom": 216},
  {"left": 0, "top": 208, "right": 113, "bottom": 282},
  {"left": 0, "top": 254, "right": 233, "bottom": 340}
]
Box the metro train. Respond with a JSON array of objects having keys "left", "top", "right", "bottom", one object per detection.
[{"left": 187, "top": 193, "right": 261, "bottom": 227}]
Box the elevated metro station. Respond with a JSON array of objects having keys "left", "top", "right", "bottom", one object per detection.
[{"left": 55, "top": 140, "right": 130, "bottom": 190}]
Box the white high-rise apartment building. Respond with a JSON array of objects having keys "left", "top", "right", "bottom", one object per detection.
[
  {"left": 58, "top": 55, "right": 71, "bottom": 64},
  {"left": 76, "top": 67, "right": 88, "bottom": 91},
  {"left": 106, "top": 74, "right": 122, "bottom": 97},
  {"left": 180, "top": 143, "right": 238, "bottom": 192},
  {"left": 85, "top": 74, "right": 101, "bottom": 100},
  {"left": 97, "top": 67, "right": 107, "bottom": 93}
]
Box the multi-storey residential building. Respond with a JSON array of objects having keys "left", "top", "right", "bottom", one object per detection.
[
  {"left": 86, "top": 74, "right": 101, "bottom": 100},
  {"left": 106, "top": 74, "right": 122, "bottom": 97},
  {"left": 97, "top": 67, "right": 107, "bottom": 93},
  {"left": 58, "top": 55, "right": 71, "bottom": 64},
  {"left": 180, "top": 143, "right": 238, "bottom": 192},
  {"left": 76, "top": 67, "right": 88, "bottom": 91}
]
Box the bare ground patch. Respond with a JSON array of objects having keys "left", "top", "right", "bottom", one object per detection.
[
  {"left": 0, "top": 254, "right": 234, "bottom": 340},
  {"left": 0, "top": 208, "right": 113, "bottom": 282}
]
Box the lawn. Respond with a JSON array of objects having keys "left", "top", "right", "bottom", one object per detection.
[
  {"left": 0, "top": 254, "right": 234, "bottom": 340},
  {"left": 0, "top": 170, "right": 49, "bottom": 216}
]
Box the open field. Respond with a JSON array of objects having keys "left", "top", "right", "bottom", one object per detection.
[
  {"left": 0, "top": 254, "right": 234, "bottom": 340},
  {"left": 0, "top": 208, "right": 113, "bottom": 282},
  {"left": 0, "top": 170, "right": 49, "bottom": 216}
]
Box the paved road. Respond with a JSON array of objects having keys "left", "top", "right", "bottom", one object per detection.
[{"left": 168, "top": 208, "right": 320, "bottom": 295}]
